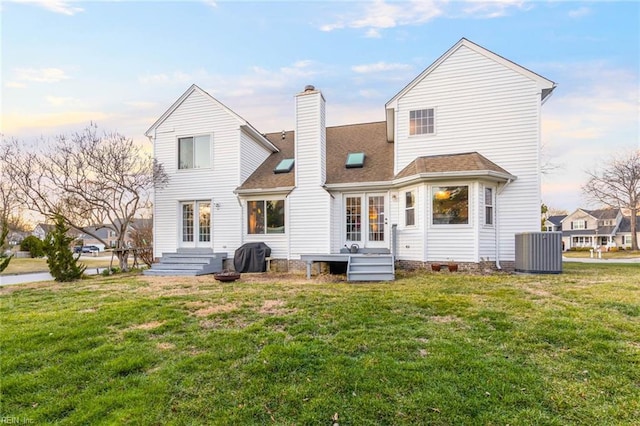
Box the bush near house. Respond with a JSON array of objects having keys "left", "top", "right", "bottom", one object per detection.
[{"left": 20, "top": 235, "right": 45, "bottom": 258}]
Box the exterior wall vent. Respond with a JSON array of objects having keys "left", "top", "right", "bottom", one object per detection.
[{"left": 515, "top": 232, "right": 562, "bottom": 274}]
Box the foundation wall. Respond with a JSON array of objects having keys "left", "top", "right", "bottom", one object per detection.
[{"left": 223, "top": 258, "right": 515, "bottom": 274}]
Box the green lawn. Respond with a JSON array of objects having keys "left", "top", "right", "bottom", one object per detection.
[
  {"left": 563, "top": 249, "right": 640, "bottom": 259},
  {"left": 1, "top": 255, "right": 131, "bottom": 275},
  {"left": 1, "top": 263, "right": 638, "bottom": 425}
]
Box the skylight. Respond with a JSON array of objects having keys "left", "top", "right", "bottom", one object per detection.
[
  {"left": 274, "top": 158, "right": 294, "bottom": 174},
  {"left": 345, "top": 152, "right": 365, "bottom": 168}
]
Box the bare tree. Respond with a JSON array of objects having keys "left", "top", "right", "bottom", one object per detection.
[
  {"left": 129, "top": 217, "right": 154, "bottom": 267},
  {"left": 583, "top": 149, "right": 640, "bottom": 250},
  {"left": 2, "top": 124, "right": 169, "bottom": 270},
  {"left": 0, "top": 141, "right": 20, "bottom": 271}
]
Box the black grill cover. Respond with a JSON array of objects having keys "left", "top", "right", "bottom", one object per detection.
[{"left": 233, "top": 242, "right": 272, "bottom": 273}]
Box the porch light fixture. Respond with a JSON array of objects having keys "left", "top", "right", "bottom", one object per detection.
[
  {"left": 274, "top": 158, "right": 294, "bottom": 174},
  {"left": 345, "top": 152, "right": 365, "bottom": 168}
]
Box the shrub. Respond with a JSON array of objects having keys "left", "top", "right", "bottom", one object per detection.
[
  {"left": 101, "top": 267, "right": 120, "bottom": 276},
  {"left": 0, "top": 218, "right": 12, "bottom": 272},
  {"left": 43, "top": 215, "right": 86, "bottom": 282},
  {"left": 20, "top": 235, "right": 45, "bottom": 258}
]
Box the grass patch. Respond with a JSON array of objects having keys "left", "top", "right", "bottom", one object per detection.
[
  {"left": 1, "top": 263, "right": 638, "bottom": 424},
  {"left": 563, "top": 250, "right": 640, "bottom": 259},
  {"left": 1, "top": 255, "right": 132, "bottom": 275}
]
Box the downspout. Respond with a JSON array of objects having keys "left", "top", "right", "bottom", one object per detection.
[
  {"left": 235, "top": 194, "right": 244, "bottom": 247},
  {"left": 495, "top": 179, "right": 513, "bottom": 270}
]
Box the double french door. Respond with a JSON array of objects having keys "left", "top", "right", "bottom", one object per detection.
[
  {"left": 180, "top": 201, "right": 211, "bottom": 248},
  {"left": 344, "top": 193, "right": 387, "bottom": 248}
]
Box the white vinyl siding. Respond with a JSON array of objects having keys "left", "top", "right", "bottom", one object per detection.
[
  {"left": 394, "top": 45, "right": 544, "bottom": 261},
  {"left": 153, "top": 89, "right": 244, "bottom": 257},
  {"left": 240, "top": 130, "right": 271, "bottom": 183}
]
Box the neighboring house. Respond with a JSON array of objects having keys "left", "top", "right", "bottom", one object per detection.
[
  {"left": 145, "top": 38, "right": 556, "bottom": 272},
  {"left": 76, "top": 218, "right": 152, "bottom": 250},
  {"left": 7, "top": 230, "right": 28, "bottom": 246},
  {"left": 32, "top": 223, "right": 55, "bottom": 240},
  {"left": 560, "top": 208, "right": 624, "bottom": 250},
  {"left": 544, "top": 215, "right": 566, "bottom": 232},
  {"left": 615, "top": 216, "right": 640, "bottom": 249},
  {"left": 76, "top": 226, "right": 111, "bottom": 251}
]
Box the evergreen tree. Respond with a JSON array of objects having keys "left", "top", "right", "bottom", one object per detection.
[
  {"left": 0, "top": 218, "right": 11, "bottom": 273},
  {"left": 44, "top": 214, "right": 86, "bottom": 282}
]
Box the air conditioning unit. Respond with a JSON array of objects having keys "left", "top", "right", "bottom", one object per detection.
[{"left": 515, "top": 232, "right": 562, "bottom": 274}]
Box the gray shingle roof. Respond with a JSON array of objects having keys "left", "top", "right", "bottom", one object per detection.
[
  {"left": 583, "top": 208, "right": 620, "bottom": 220},
  {"left": 547, "top": 215, "right": 566, "bottom": 226},
  {"left": 618, "top": 216, "right": 640, "bottom": 233}
]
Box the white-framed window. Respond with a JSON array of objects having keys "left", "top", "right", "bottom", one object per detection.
[
  {"left": 432, "top": 185, "right": 469, "bottom": 225},
  {"left": 572, "top": 236, "right": 593, "bottom": 246},
  {"left": 571, "top": 220, "right": 587, "bottom": 230},
  {"left": 405, "top": 191, "right": 415, "bottom": 226},
  {"left": 623, "top": 235, "right": 632, "bottom": 245},
  {"left": 484, "top": 187, "right": 494, "bottom": 226},
  {"left": 178, "top": 135, "right": 211, "bottom": 169},
  {"left": 346, "top": 196, "right": 362, "bottom": 241},
  {"left": 247, "top": 200, "right": 285, "bottom": 234},
  {"left": 409, "top": 108, "right": 435, "bottom": 135}
]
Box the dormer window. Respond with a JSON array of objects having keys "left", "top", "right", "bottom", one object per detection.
[
  {"left": 346, "top": 152, "right": 365, "bottom": 168},
  {"left": 274, "top": 158, "right": 294, "bottom": 174},
  {"left": 409, "top": 108, "right": 435, "bottom": 135}
]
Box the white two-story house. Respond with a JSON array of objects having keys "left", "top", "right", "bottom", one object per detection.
[{"left": 145, "top": 38, "right": 556, "bottom": 276}]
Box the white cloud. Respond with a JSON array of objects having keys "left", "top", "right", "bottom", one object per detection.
[
  {"left": 138, "top": 73, "right": 170, "bottom": 84},
  {"left": 14, "top": 67, "right": 71, "bottom": 83},
  {"left": 460, "top": 0, "right": 530, "bottom": 18},
  {"left": 352, "top": 62, "right": 412, "bottom": 74},
  {"left": 321, "top": 0, "right": 443, "bottom": 33},
  {"left": 568, "top": 6, "right": 590, "bottom": 19},
  {"left": 12, "top": 0, "right": 83, "bottom": 15},
  {"left": 365, "top": 28, "right": 382, "bottom": 38},
  {"left": 124, "top": 101, "right": 157, "bottom": 109},
  {"left": 5, "top": 81, "right": 27, "bottom": 88},
  {"left": 320, "top": 0, "right": 530, "bottom": 35},
  {"left": 45, "top": 95, "right": 81, "bottom": 107}
]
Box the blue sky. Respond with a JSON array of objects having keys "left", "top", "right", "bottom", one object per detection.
[{"left": 2, "top": 0, "right": 638, "bottom": 212}]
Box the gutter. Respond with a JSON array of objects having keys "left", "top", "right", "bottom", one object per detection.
[
  {"left": 233, "top": 186, "right": 295, "bottom": 196},
  {"left": 323, "top": 171, "right": 517, "bottom": 193}
]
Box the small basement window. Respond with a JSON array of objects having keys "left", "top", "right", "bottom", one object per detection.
[
  {"left": 345, "top": 152, "right": 365, "bottom": 168},
  {"left": 274, "top": 158, "right": 294, "bottom": 174}
]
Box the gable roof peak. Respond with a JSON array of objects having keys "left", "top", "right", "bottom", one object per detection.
[
  {"left": 386, "top": 37, "right": 556, "bottom": 110},
  {"left": 144, "top": 84, "right": 277, "bottom": 152}
]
